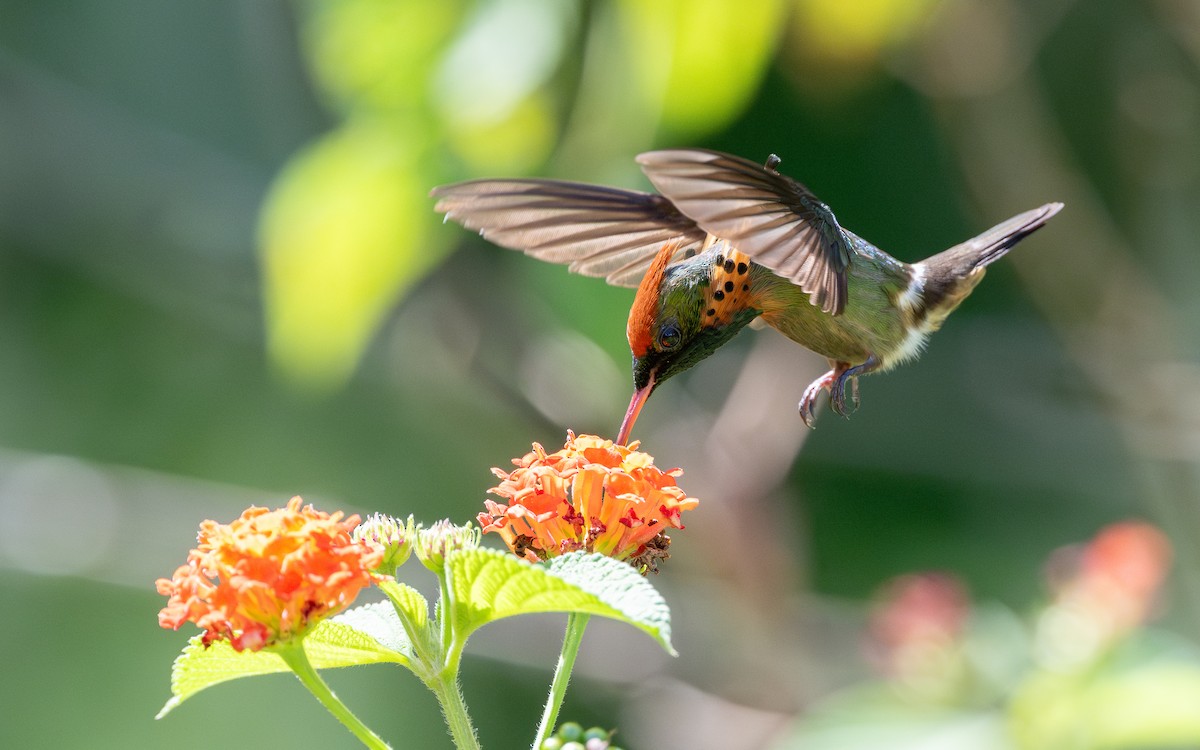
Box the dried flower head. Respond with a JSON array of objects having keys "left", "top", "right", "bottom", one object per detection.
[
  {"left": 479, "top": 432, "right": 698, "bottom": 572},
  {"left": 156, "top": 496, "right": 382, "bottom": 652}
]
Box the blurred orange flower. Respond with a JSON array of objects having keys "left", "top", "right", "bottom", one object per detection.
[
  {"left": 1048, "top": 520, "right": 1172, "bottom": 637},
  {"left": 870, "top": 573, "right": 970, "bottom": 662},
  {"left": 479, "top": 432, "right": 698, "bottom": 571},
  {"left": 867, "top": 572, "right": 971, "bottom": 697},
  {"left": 157, "top": 496, "right": 382, "bottom": 652}
]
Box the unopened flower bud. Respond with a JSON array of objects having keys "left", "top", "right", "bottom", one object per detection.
[
  {"left": 415, "top": 519, "right": 481, "bottom": 574},
  {"left": 353, "top": 513, "right": 416, "bottom": 576}
]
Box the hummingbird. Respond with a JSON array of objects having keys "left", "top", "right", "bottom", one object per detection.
[{"left": 431, "top": 148, "right": 1062, "bottom": 444}]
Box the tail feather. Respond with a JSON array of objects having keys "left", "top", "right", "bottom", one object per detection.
[
  {"left": 914, "top": 203, "right": 1063, "bottom": 329},
  {"left": 924, "top": 202, "right": 1064, "bottom": 277}
]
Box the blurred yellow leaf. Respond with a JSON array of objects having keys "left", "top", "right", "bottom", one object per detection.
[
  {"left": 443, "top": 90, "right": 556, "bottom": 173},
  {"left": 301, "top": 0, "right": 466, "bottom": 113},
  {"left": 618, "top": 0, "right": 789, "bottom": 136},
  {"left": 792, "top": 0, "right": 940, "bottom": 64},
  {"left": 1085, "top": 663, "right": 1200, "bottom": 748},
  {"left": 1011, "top": 660, "right": 1200, "bottom": 750},
  {"left": 259, "top": 120, "right": 445, "bottom": 388},
  {"left": 433, "top": 0, "right": 576, "bottom": 173}
]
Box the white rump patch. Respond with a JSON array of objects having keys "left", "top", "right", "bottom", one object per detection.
[{"left": 896, "top": 262, "right": 925, "bottom": 315}]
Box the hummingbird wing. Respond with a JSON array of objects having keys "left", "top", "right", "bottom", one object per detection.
[
  {"left": 636, "top": 149, "right": 852, "bottom": 315},
  {"left": 431, "top": 179, "right": 707, "bottom": 287}
]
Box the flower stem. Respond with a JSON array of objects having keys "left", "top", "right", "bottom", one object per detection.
[
  {"left": 431, "top": 671, "right": 482, "bottom": 750},
  {"left": 532, "top": 612, "right": 591, "bottom": 750},
  {"left": 276, "top": 642, "right": 391, "bottom": 750}
]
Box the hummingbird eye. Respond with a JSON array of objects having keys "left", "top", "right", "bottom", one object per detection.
[{"left": 657, "top": 323, "right": 682, "bottom": 351}]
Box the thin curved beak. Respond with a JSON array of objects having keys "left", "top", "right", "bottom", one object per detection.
[{"left": 616, "top": 371, "right": 655, "bottom": 446}]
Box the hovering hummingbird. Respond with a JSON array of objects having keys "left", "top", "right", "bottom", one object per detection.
[{"left": 431, "top": 149, "right": 1062, "bottom": 444}]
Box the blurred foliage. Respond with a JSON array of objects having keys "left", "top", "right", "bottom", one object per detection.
[
  {"left": 267, "top": 0, "right": 796, "bottom": 386},
  {"left": 261, "top": 117, "right": 444, "bottom": 387},
  {"left": 2, "top": 0, "right": 1199, "bottom": 748},
  {"left": 774, "top": 523, "right": 1200, "bottom": 750},
  {"left": 616, "top": 0, "right": 788, "bottom": 136},
  {"left": 791, "top": 0, "right": 941, "bottom": 66}
]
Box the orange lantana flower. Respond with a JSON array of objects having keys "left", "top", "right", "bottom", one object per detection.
[
  {"left": 1048, "top": 521, "right": 1172, "bottom": 639},
  {"left": 479, "top": 433, "right": 698, "bottom": 571},
  {"left": 156, "top": 496, "right": 382, "bottom": 652}
]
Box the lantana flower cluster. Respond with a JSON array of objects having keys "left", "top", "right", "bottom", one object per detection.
[
  {"left": 479, "top": 432, "right": 698, "bottom": 571},
  {"left": 156, "top": 496, "right": 382, "bottom": 652}
]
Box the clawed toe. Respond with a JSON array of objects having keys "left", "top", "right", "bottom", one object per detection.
[
  {"left": 798, "top": 383, "right": 824, "bottom": 429},
  {"left": 798, "top": 371, "right": 835, "bottom": 429},
  {"left": 799, "top": 402, "right": 816, "bottom": 429},
  {"left": 829, "top": 372, "right": 861, "bottom": 418},
  {"left": 798, "top": 357, "right": 878, "bottom": 427}
]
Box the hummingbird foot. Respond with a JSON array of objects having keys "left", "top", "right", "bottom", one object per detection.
[
  {"left": 799, "top": 356, "right": 881, "bottom": 428},
  {"left": 798, "top": 362, "right": 849, "bottom": 428},
  {"left": 829, "top": 355, "right": 881, "bottom": 418}
]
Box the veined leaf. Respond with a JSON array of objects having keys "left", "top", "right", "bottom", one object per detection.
[
  {"left": 446, "top": 548, "right": 674, "bottom": 654},
  {"left": 157, "top": 601, "right": 412, "bottom": 718},
  {"left": 333, "top": 599, "right": 417, "bottom": 658},
  {"left": 377, "top": 578, "right": 432, "bottom": 645}
]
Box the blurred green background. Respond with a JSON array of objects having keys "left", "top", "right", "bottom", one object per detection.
[{"left": 2, "top": 0, "right": 1199, "bottom": 748}]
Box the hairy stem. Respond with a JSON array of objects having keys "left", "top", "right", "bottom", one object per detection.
[{"left": 532, "top": 612, "right": 591, "bottom": 749}]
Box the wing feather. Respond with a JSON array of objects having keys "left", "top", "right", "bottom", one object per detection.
[
  {"left": 637, "top": 149, "right": 852, "bottom": 314},
  {"left": 430, "top": 179, "right": 705, "bottom": 287}
]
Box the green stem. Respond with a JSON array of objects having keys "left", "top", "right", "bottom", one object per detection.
[
  {"left": 425, "top": 562, "right": 478, "bottom": 749},
  {"left": 532, "top": 612, "right": 591, "bottom": 750},
  {"left": 431, "top": 671, "right": 482, "bottom": 750},
  {"left": 276, "top": 642, "right": 391, "bottom": 750}
]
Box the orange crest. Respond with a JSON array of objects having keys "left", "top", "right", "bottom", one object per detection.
[{"left": 627, "top": 241, "right": 681, "bottom": 357}]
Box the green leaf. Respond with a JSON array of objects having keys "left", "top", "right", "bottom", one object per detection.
[
  {"left": 1012, "top": 658, "right": 1200, "bottom": 750},
  {"left": 791, "top": 0, "right": 940, "bottom": 64},
  {"left": 259, "top": 118, "right": 449, "bottom": 389},
  {"left": 434, "top": 0, "right": 573, "bottom": 173},
  {"left": 617, "top": 0, "right": 788, "bottom": 136},
  {"left": 378, "top": 579, "right": 430, "bottom": 633},
  {"left": 331, "top": 600, "right": 417, "bottom": 658},
  {"left": 157, "top": 602, "right": 412, "bottom": 718},
  {"left": 446, "top": 548, "right": 674, "bottom": 654},
  {"left": 1085, "top": 662, "right": 1200, "bottom": 747},
  {"left": 376, "top": 579, "right": 437, "bottom": 666},
  {"left": 770, "top": 685, "right": 1011, "bottom": 750},
  {"left": 301, "top": 0, "right": 466, "bottom": 113}
]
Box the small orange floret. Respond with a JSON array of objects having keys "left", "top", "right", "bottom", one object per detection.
[
  {"left": 1056, "top": 521, "right": 1173, "bottom": 635},
  {"left": 627, "top": 241, "right": 681, "bottom": 358},
  {"left": 868, "top": 573, "right": 970, "bottom": 680},
  {"left": 156, "top": 496, "right": 383, "bottom": 652},
  {"left": 478, "top": 432, "right": 698, "bottom": 569}
]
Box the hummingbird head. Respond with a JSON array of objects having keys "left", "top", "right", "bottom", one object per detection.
[{"left": 616, "top": 242, "right": 760, "bottom": 444}]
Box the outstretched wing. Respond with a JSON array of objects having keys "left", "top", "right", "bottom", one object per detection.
[
  {"left": 637, "top": 149, "right": 852, "bottom": 315},
  {"left": 430, "top": 179, "right": 707, "bottom": 288}
]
